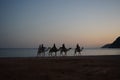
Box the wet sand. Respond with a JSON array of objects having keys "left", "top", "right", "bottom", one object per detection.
[{"left": 0, "top": 55, "right": 120, "bottom": 80}]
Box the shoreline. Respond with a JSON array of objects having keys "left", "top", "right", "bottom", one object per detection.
[{"left": 0, "top": 55, "right": 120, "bottom": 59}]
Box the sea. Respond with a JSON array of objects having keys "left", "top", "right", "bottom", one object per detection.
[{"left": 0, "top": 48, "right": 120, "bottom": 57}]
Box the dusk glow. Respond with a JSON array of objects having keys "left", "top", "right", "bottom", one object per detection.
[{"left": 0, "top": 0, "right": 120, "bottom": 48}]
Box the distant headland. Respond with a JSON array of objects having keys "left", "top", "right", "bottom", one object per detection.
[{"left": 102, "top": 36, "right": 120, "bottom": 48}]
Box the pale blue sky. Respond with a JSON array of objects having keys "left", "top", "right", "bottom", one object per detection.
[{"left": 0, "top": 0, "right": 120, "bottom": 48}]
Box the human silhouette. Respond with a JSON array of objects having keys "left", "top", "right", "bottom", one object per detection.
[{"left": 76, "top": 44, "right": 80, "bottom": 49}]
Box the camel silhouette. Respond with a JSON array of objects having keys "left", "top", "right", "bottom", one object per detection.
[
  {"left": 74, "top": 44, "right": 84, "bottom": 56},
  {"left": 37, "top": 44, "right": 49, "bottom": 56},
  {"left": 59, "top": 44, "right": 71, "bottom": 56},
  {"left": 49, "top": 44, "right": 60, "bottom": 56}
]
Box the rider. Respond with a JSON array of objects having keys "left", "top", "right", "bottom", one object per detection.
[
  {"left": 38, "top": 44, "right": 45, "bottom": 53},
  {"left": 62, "top": 44, "right": 65, "bottom": 49},
  {"left": 41, "top": 44, "right": 45, "bottom": 51},
  {"left": 38, "top": 45, "right": 42, "bottom": 53},
  {"left": 52, "top": 44, "right": 57, "bottom": 50},
  {"left": 60, "top": 44, "right": 66, "bottom": 51},
  {"left": 76, "top": 44, "right": 80, "bottom": 49}
]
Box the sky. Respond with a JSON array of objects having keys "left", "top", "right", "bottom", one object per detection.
[{"left": 0, "top": 0, "right": 120, "bottom": 48}]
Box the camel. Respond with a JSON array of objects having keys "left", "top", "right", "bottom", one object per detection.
[
  {"left": 59, "top": 44, "right": 71, "bottom": 56},
  {"left": 49, "top": 44, "right": 60, "bottom": 56},
  {"left": 74, "top": 44, "right": 84, "bottom": 56},
  {"left": 37, "top": 44, "right": 50, "bottom": 56}
]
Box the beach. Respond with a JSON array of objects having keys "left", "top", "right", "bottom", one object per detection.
[{"left": 0, "top": 56, "right": 120, "bottom": 80}]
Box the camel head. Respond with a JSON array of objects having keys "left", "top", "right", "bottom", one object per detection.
[
  {"left": 68, "top": 48, "right": 72, "bottom": 51},
  {"left": 81, "top": 47, "right": 84, "bottom": 51},
  {"left": 47, "top": 47, "right": 51, "bottom": 49},
  {"left": 69, "top": 48, "right": 72, "bottom": 49}
]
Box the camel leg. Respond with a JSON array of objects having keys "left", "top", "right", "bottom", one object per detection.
[
  {"left": 65, "top": 52, "right": 67, "bottom": 56},
  {"left": 37, "top": 52, "right": 38, "bottom": 56},
  {"left": 74, "top": 50, "right": 77, "bottom": 56},
  {"left": 49, "top": 52, "right": 51, "bottom": 56},
  {"left": 79, "top": 52, "right": 81, "bottom": 56},
  {"left": 55, "top": 52, "right": 57, "bottom": 56},
  {"left": 39, "top": 53, "right": 41, "bottom": 56},
  {"left": 48, "top": 53, "right": 51, "bottom": 56},
  {"left": 51, "top": 52, "right": 52, "bottom": 56},
  {"left": 43, "top": 52, "right": 45, "bottom": 56},
  {"left": 60, "top": 51, "right": 62, "bottom": 56},
  {"left": 74, "top": 53, "right": 75, "bottom": 56}
]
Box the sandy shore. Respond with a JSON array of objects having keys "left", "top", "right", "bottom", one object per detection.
[{"left": 0, "top": 55, "right": 120, "bottom": 80}]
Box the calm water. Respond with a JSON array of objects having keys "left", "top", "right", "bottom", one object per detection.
[{"left": 0, "top": 48, "right": 120, "bottom": 57}]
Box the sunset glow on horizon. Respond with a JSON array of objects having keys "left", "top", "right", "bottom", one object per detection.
[{"left": 0, "top": 0, "right": 120, "bottom": 48}]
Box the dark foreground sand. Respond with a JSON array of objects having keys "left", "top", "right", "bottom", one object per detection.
[{"left": 0, "top": 55, "right": 120, "bottom": 80}]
